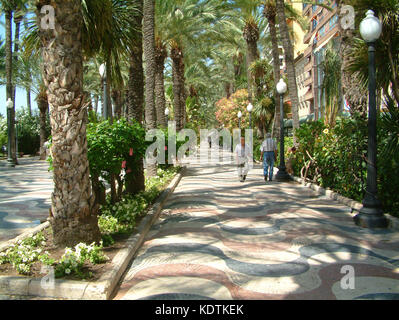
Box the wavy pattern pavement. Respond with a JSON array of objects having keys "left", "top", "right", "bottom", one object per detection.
[
  {"left": 114, "top": 159, "right": 399, "bottom": 300},
  {"left": 0, "top": 158, "right": 52, "bottom": 243}
]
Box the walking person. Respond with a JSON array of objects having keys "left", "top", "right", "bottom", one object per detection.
[
  {"left": 235, "top": 137, "right": 251, "bottom": 182},
  {"left": 260, "top": 133, "right": 277, "bottom": 182}
]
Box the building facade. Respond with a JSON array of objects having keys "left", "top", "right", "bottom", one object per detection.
[{"left": 294, "top": 1, "right": 340, "bottom": 120}]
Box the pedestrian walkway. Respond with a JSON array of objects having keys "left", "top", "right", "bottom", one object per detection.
[
  {"left": 0, "top": 158, "right": 52, "bottom": 243},
  {"left": 114, "top": 159, "right": 399, "bottom": 300}
]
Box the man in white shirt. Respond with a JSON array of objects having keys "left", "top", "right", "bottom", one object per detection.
[
  {"left": 235, "top": 137, "right": 251, "bottom": 182},
  {"left": 260, "top": 133, "right": 277, "bottom": 182}
]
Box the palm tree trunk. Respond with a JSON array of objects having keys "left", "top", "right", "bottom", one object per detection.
[
  {"left": 5, "top": 9, "right": 17, "bottom": 164},
  {"left": 12, "top": 13, "right": 22, "bottom": 113},
  {"left": 143, "top": 0, "right": 157, "bottom": 177},
  {"left": 37, "top": 92, "right": 48, "bottom": 160},
  {"left": 275, "top": 0, "right": 300, "bottom": 142},
  {"left": 126, "top": 0, "right": 145, "bottom": 195},
  {"left": 155, "top": 38, "right": 167, "bottom": 127},
  {"left": 243, "top": 21, "right": 259, "bottom": 103},
  {"left": 36, "top": 0, "right": 101, "bottom": 247},
  {"left": 264, "top": 1, "right": 281, "bottom": 139},
  {"left": 26, "top": 88, "right": 32, "bottom": 116},
  {"left": 171, "top": 44, "right": 185, "bottom": 131}
]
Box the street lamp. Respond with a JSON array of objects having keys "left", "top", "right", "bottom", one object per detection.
[
  {"left": 99, "top": 63, "right": 108, "bottom": 119},
  {"left": 6, "top": 98, "right": 15, "bottom": 168},
  {"left": 238, "top": 111, "right": 242, "bottom": 130},
  {"left": 275, "top": 79, "right": 290, "bottom": 182},
  {"left": 247, "top": 103, "right": 253, "bottom": 128},
  {"left": 354, "top": 10, "right": 387, "bottom": 228}
]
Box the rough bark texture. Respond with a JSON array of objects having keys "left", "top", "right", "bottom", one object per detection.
[
  {"left": 276, "top": 0, "right": 300, "bottom": 142},
  {"left": 111, "top": 89, "right": 123, "bottom": 119},
  {"left": 36, "top": 0, "right": 101, "bottom": 247},
  {"left": 143, "top": 0, "right": 157, "bottom": 176},
  {"left": 12, "top": 13, "right": 22, "bottom": 113},
  {"left": 155, "top": 38, "right": 167, "bottom": 128},
  {"left": 243, "top": 21, "right": 259, "bottom": 103},
  {"left": 264, "top": 1, "right": 281, "bottom": 139},
  {"left": 126, "top": 0, "right": 145, "bottom": 194},
  {"left": 171, "top": 44, "right": 186, "bottom": 131},
  {"left": 27, "top": 89, "right": 32, "bottom": 116},
  {"left": 337, "top": 1, "right": 368, "bottom": 116},
  {"left": 37, "top": 92, "right": 48, "bottom": 160},
  {"left": 5, "top": 10, "right": 17, "bottom": 164}
]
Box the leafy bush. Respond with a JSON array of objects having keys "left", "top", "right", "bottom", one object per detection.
[
  {"left": 292, "top": 111, "right": 399, "bottom": 217},
  {"left": 0, "top": 116, "right": 7, "bottom": 155},
  {"left": 87, "top": 118, "right": 148, "bottom": 182},
  {"left": 16, "top": 108, "right": 50, "bottom": 155}
]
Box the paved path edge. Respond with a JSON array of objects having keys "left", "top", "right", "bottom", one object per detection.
[
  {"left": 0, "top": 167, "right": 186, "bottom": 300},
  {"left": 289, "top": 174, "right": 399, "bottom": 231}
]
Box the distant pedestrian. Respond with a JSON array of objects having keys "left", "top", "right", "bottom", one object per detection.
[
  {"left": 260, "top": 133, "right": 277, "bottom": 181},
  {"left": 235, "top": 137, "right": 251, "bottom": 182}
]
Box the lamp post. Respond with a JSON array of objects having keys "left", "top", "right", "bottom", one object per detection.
[
  {"left": 99, "top": 63, "right": 108, "bottom": 119},
  {"left": 275, "top": 79, "right": 290, "bottom": 182},
  {"left": 247, "top": 103, "right": 253, "bottom": 129},
  {"left": 238, "top": 111, "right": 242, "bottom": 130},
  {"left": 354, "top": 10, "right": 387, "bottom": 228},
  {"left": 6, "top": 98, "right": 15, "bottom": 168},
  {"left": 165, "top": 107, "right": 170, "bottom": 124}
]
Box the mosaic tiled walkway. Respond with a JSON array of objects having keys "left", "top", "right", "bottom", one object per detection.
[
  {"left": 114, "top": 159, "right": 399, "bottom": 300},
  {"left": 0, "top": 158, "right": 52, "bottom": 243}
]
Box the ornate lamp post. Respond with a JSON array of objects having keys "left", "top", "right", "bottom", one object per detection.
[
  {"left": 354, "top": 10, "right": 387, "bottom": 228},
  {"left": 238, "top": 111, "right": 242, "bottom": 130},
  {"left": 247, "top": 103, "right": 253, "bottom": 129},
  {"left": 6, "top": 98, "right": 15, "bottom": 167},
  {"left": 275, "top": 79, "right": 290, "bottom": 182},
  {"left": 99, "top": 63, "right": 108, "bottom": 119}
]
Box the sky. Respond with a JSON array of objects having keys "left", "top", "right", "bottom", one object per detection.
[{"left": 0, "top": 15, "right": 39, "bottom": 118}]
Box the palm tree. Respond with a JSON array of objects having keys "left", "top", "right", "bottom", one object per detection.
[
  {"left": 126, "top": 0, "right": 145, "bottom": 194},
  {"left": 275, "top": 0, "right": 300, "bottom": 142},
  {"left": 263, "top": 0, "right": 281, "bottom": 139},
  {"left": 143, "top": 0, "right": 157, "bottom": 176},
  {"left": 35, "top": 0, "right": 101, "bottom": 247},
  {"left": 1, "top": 0, "right": 19, "bottom": 164},
  {"left": 154, "top": 36, "right": 167, "bottom": 128},
  {"left": 232, "top": 0, "right": 262, "bottom": 103}
]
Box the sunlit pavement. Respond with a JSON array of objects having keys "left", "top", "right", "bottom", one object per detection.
[
  {"left": 114, "top": 156, "right": 399, "bottom": 300},
  {"left": 0, "top": 158, "right": 52, "bottom": 244}
]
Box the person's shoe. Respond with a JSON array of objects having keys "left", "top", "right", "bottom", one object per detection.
[
  {"left": 243, "top": 175, "right": 247, "bottom": 181},
  {"left": 269, "top": 177, "right": 273, "bottom": 181},
  {"left": 264, "top": 175, "right": 267, "bottom": 181}
]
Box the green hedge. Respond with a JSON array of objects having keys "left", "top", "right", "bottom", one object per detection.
[{"left": 291, "top": 112, "right": 399, "bottom": 218}]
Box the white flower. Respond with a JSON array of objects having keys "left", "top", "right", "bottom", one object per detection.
[{"left": 65, "top": 268, "right": 71, "bottom": 275}]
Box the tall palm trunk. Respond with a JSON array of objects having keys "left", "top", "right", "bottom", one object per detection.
[
  {"left": 12, "top": 13, "right": 23, "bottom": 112},
  {"left": 155, "top": 37, "right": 167, "bottom": 128},
  {"left": 111, "top": 89, "right": 123, "bottom": 119},
  {"left": 336, "top": 1, "right": 368, "bottom": 116},
  {"left": 26, "top": 88, "right": 32, "bottom": 116},
  {"left": 170, "top": 43, "right": 186, "bottom": 131},
  {"left": 126, "top": 0, "right": 145, "bottom": 195},
  {"left": 36, "top": 0, "right": 101, "bottom": 247},
  {"left": 243, "top": 20, "right": 259, "bottom": 103},
  {"left": 143, "top": 0, "right": 157, "bottom": 177},
  {"left": 264, "top": 1, "right": 281, "bottom": 139},
  {"left": 5, "top": 9, "right": 16, "bottom": 164},
  {"left": 37, "top": 91, "right": 48, "bottom": 160},
  {"left": 275, "top": 0, "right": 300, "bottom": 142}
]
